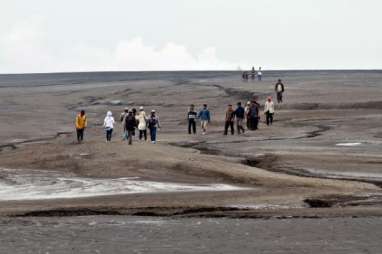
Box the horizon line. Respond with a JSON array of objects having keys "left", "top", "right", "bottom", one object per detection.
[{"left": 1, "top": 68, "right": 382, "bottom": 75}]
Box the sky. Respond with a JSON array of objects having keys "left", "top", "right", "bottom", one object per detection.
[{"left": 0, "top": 0, "right": 381, "bottom": 73}]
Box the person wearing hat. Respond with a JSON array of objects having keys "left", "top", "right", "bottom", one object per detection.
[
  {"left": 124, "top": 110, "right": 137, "bottom": 145},
  {"left": 75, "top": 110, "right": 87, "bottom": 143},
  {"left": 264, "top": 96, "right": 275, "bottom": 126},
  {"left": 187, "top": 104, "right": 198, "bottom": 135},
  {"left": 275, "top": 79, "right": 285, "bottom": 103},
  {"left": 103, "top": 111, "right": 115, "bottom": 142},
  {"left": 136, "top": 106, "right": 148, "bottom": 141},
  {"left": 148, "top": 110, "right": 160, "bottom": 144}
]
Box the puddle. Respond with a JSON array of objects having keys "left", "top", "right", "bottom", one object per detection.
[
  {"left": 336, "top": 142, "right": 362, "bottom": 147},
  {"left": 0, "top": 168, "right": 249, "bottom": 201}
]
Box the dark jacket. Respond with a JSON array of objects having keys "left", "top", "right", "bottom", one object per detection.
[
  {"left": 187, "top": 111, "right": 198, "bottom": 121},
  {"left": 275, "top": 82, "right": 285, "bottom": 93},
  {"left": 234, "top": 106, "right": 245, "bottom": 119},
  {"left": 125, "top": 114, "right": 137, "bottom": 130}
]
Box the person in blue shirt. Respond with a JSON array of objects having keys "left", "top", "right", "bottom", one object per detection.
[
  {"left": 198, "top": 104, "right": 211, "bottom": 135},
  {"left": 234, "top": 102, "right": 245, "bottom": 134}
]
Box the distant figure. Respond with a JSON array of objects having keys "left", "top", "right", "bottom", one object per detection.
[
  {"left": 242, "top": 71, "right": 249, "bottom": 80},
  {"left": 136, "top": 106, "right": 148, "bottom": 141},
  {"left": 251, "top": 67, "right": 256, "bottom": 80},
  {"left": 120, "top": 107, "right": 129, "bottom": 140},
  {"left": 187, "top": 104, "right": 198, "bottom": 135},
  {"left": 198, "top": 104, "right": 211, "bottom": 135},
  {"left": 234, "top": 102, "right": 245, "bottom": 134},
  {"left": 148, "top": 110, "right": 160, "bottom": 144},
  {"left": 75, "top": 110, "right": 87, "bottom": 143},
  {"left": 257, "top": 67, "right": 262, "bottom": 81},
  {"left": 264, "top": 97, "right": 275, "bottom": 126},
  {"left": 103, "top": 111, "right": 115, "bottom": 142},
  {"left": 224, "top": 104, "right": 235, "bottom": 135},
  {"left": 124, "top": 110, "right": 137, "bottom": 145},
  {"left": 275, "top": 79, "right": 285, "bottom": 103},
  {"left": 244, "top": 101, "right": 251, "bottom": 129},
  {"left": 248, "top": 99, "right": 260, "bottom": 130}
]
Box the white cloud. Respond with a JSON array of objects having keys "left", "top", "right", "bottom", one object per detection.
[{"left": 0, "top": 19, "right": 243, "bottom": 73}]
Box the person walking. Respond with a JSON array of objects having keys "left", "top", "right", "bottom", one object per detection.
[
  {"left": 148, "top": 110, "right": 160, "bottom": 144},
  {"left": 224, "top": 104, "right": 235, "bottom": 135},
  {"left": 248, "top": 99, "right": 260, "bottom": 130},
  {"left": 198, "top": 104, "right": 211, "bottom": 135},
  {"left": 234, "top": 102, "right": 245, "bottom": 134},
  {"left": 251, "top": 66, "right": 256, "bottom": 80},
  {"left": 244, "top": 101, "right": 251, "bottom": 130},
  {"left": 257, "top": 67, "right": 263, "bottom": 81},
  {"left": 264, "top": 97, "right": 275, "bottom": 126},
  {"left": 103, "top": 111, "right": 115, "bottom": 142},
  {"left": 124, "top": 110, "right": 137, "bottom": 145},
  {"left": 187, "top": 104, "right": 197, "bottom": 135},
  {"left": 75, "top": 110, "right": 87, "bottom": 143},
  {"left": 136, "top": 106, "right": 148, "bottom": 141},
  {"left": 120, "top": 107, "right": 129, "bottom": 140},
  {"left": 275, "top": 79, "right": 285, "bottom": 103}
]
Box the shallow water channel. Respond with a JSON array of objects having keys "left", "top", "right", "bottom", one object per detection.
[{"left": 0, "top": 168, "right": 248, "bottom": 201}]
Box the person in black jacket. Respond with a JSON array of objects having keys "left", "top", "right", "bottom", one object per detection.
[
  {"left": 234, "top": 102, "right": 245, "bottom": 134},
  {"left": 275, "top": 79, "right": 285, "bottom": 103},
  {"left": 124, "top": 110, "right": 137, "bottom": 145},
  {"left": 187, "top": 104, "right": 197, "bottom": 134}
]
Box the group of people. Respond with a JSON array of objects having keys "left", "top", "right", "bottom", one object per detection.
[
  {"left": 75, "top": 107, "right": 160, "bottom": 145},
  {"left": 75, "top": 79, "right": 286, "bottom": 142},
  {"left": 186, "top": 79, "right": 285, "bottom": 136},
  {"left": 242, "top": 66, "right": 263, "bottom": 81}
]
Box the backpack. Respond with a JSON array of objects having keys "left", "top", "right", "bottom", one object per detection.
[{"left": 148, "top": 117, "right": 157, "bottom": 128}]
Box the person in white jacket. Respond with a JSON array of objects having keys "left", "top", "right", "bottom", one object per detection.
[
  {"left": 136, "top": 106, "right": 148, "bottom": 141},
  {"left": 103, "top": 111, "right": 115, "bottom": 141},
  {"left": 264, "top": 97, "right": 275, "bottom": 126}
]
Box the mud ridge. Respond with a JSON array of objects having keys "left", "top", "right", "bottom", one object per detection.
[{"left": 0, "top": 131, "right": 72, "bottom": 153}]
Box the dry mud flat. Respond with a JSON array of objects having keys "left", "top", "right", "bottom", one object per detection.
[
  {"left": 0, "top": 71, "right": 382, "bottom": 252},
  {"left": 1, "top": 216, "right": 382, "bottom": 254}
]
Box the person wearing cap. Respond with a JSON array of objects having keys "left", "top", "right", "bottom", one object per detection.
[
  {"left": 234, "top": 102, "right": 245, "bottom": 134},
  {"left": 75, "top": 110, "right": 87, "bottom": 143},
  {"left": 275, "top": 79, "right": 285, "bottom": 103},
  {"left": 120, "top": 107, "right": 129, "bottom": 140},
  {"left": 124, "top": 110, "right": 137, "bottom": 145},
  {"left": 148, "top": 110, "right": 160, "bottom": 144},
  {"left": 103, "top": 111, "right": 115, "bottom": 142},
  {"left": 198, "top": 104, "right": 211, "bottom": 135},
  {"left": 264, "top": 96, "right": 275, "bottom": 126},
  {"left": 136, "top": 106, "right": 148, "bottom": 141},
  {"left": 224, "top": 104, "right": 235, "bottom": 135},
  {"left": 187, "top": 104, "right": 198, "bottom": 135}
]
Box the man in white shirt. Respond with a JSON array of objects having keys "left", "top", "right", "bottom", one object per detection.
[{"left": 264, "top": 97, "right": 275, "bottom": 126}]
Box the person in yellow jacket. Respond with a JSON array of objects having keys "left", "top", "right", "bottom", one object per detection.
[{"left": 75, "top": 110, "right": 87, "bottom": 143}]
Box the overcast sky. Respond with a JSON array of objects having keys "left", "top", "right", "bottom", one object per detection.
[{"left": 1, "top": 0, "right": 381, "bottom": 73}]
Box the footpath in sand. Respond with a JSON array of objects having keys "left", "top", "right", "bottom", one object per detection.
[{"left": 0, "top": 71, "right": 382, "bottom": 218}]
